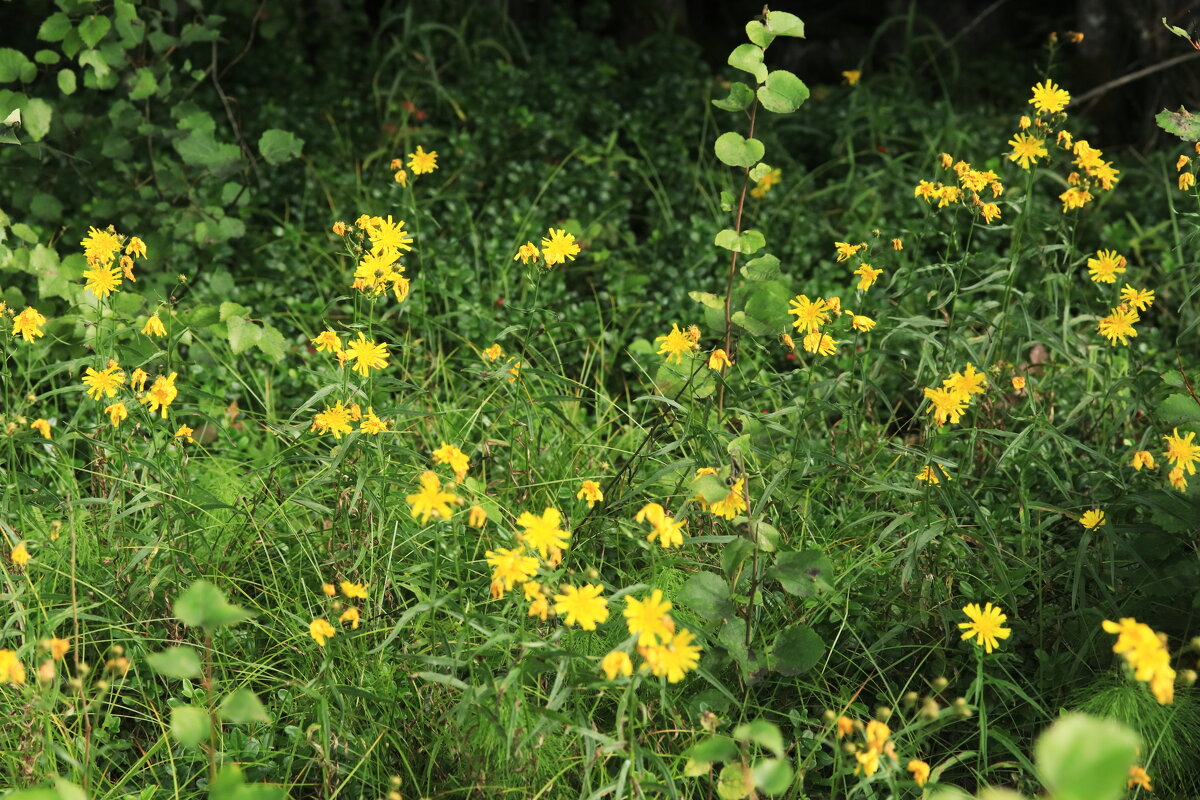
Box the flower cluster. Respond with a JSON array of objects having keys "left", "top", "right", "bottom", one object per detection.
[
  {"left": 915, "top": 155, "right": 1004, "bottom": 225},
  {"left": 387, "top": 144, "right": 439, "bottom": 187},
  {"left": 337, "top": 214, "right": 413, "bottom": 302},
  {"left": 922, "top": 363, "right": 987, "bottom": 427},
  {"left": 1094, "top": 272, "right": 1154, "bottom": 347},
  {"left": 309, "top": 580, "right": 369, "bottom": 647},
  {"left": 1175, "top": 144, "right": 1200, "bottom": 191},
  {"left": 1101, "top": 617, "right": 1176, "bottom": 704},
  {"left": 81, "top": 225, "right": 149, "bottom": 299},
  {"left": 478, "top": 343, "right": 523, "bottom": 383},
  {"left": 513, "top": 227, "right": 581, "bottom": 269},
  {"left": 600, "top": 589, "right": 702, "bottom": 683},
  {"left": 80, "top": 360, "right": 181, "bottom": 427},
  {"left": 310, "top": 400, "right": 390, "bottom": 439},
  {"left": 10, "top": 306, "right": 47, "bottom": 343}
]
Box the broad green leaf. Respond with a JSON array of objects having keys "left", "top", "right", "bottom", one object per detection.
[
  {"left": 219, "top": 301, "right": 250, "bottom": 321},
  {"left": 742, "top": 279, "right": 789, "bottom": 334},
  {"left": 692, "top": 473, "right": 730, "bottom": 504},
  {"left": 714, "top": 228, "right": 766, "bottom": 254},
  {"left": 752, "top": 759, "right": 793, "bottom": 795},
  {"left": 742, "top": 254, "right": 780, "bottom": 281},
  {"left": 745, "top": 21, "right": 775, "bottom": 48},
  {"left": 38, "top": 13, "right": 73, "bottom": 42},
  {"left": 733, "top": 719, "right": 784, "bottom": 757},
  {"left": 0, "top": 49, "right": 34, "bottom": 84},
  {"left": 771, "top": 624, "right": 824, "bottom": 676},
  {"left": 170, "top": 705, "right": 210, "bottom": 748},
  {"left": 173, "top": 579, "right": 253, "bottom": 630},
  {"left": 175, "top": 129, "right": 240, "bottom": 170},
  {"left": 129, "top": 67, "right": 157, "bottom": 100},
  {"left": 210, "top": 765, "right": 288, "bottom": 800},
  {"left": 687, "top": 734, "right": 738, "bottom": 763},
  {"left": 57, "top": 69, "right": 77, "bottom": 95},
  {"left": 718, "top": 618, "right": 750, "bottom": 668},
  {"left": 1, "top": 108, "right": 20, "bottom": 145},
  {"left": 22, "top": 98, "right": 52, "bottom": 141},
  {"left": 258, "top": 128, "right": 304, "bottom": 165},
  {"left": 764, "top": 10, "right": 805, "bottom": 37},
  {"left": 721, "top": 538, "right": 754, "bottom": 584},
  {"left": 727, "top": 43, "right": 767, "bottom": 84},
  {"left": 731, "top": 310, "right": 773, "bottom": 337},
  {"left": 78, "top": 16, "right": 112, "bottom": 49},
  {"left": 1035, "top": 714, "right": 1138, "bottom": 800},
  {"left": 145, "top": 646, "right": 202, "bottom": 679},
  {"left": 748, "top": 162, "right": 772, "bottom": 181},
  {"left": 738, "top": 230, "right": 765, "bottom": 254},
  {"left": 1157, "top": 393, "right": 1200, "bottom": 425},
  {"left": 35, "top": 50, "right": 61, "bottom": 65},
  {"left": 712, "top": 81, "right": 754, "bottom": 112},
  {"left": 717, "top": 763, "right": 754, "bottom": 800},
  {"left": 256, "top": 323, "right": 287, "bottom": 361},
  {"left": 11, "top": 222, "right": 37, "bottom": 243},
  {"left": 689, "top": 290, "right": 724, "bottom": 310},
  {"left": 227, "top": 316, "right": 261, "bottom": 355},
  {"left": 757, "top": 70, "right": 809, "bottom": 114},
  {"left": 768, "top": 550, "right": 834, "bottom": 597},
  {"left": 678, "top": 571, "right": 735, "bottom": 620},
  {"left": 1155, "top": 107, "right": 1200, "bottom": 141},
  {"left": 219, "top": 688, "right": 271, "bottom": 724},
  {"left": 714, "top": 131, "right": 764, "bottom": 168},
  {"left": 78, "top": 49, "right": 110, "bottom": 79}
]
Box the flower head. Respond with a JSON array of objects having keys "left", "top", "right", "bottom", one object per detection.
[
  {"left": 641, "top": 628, "right": 701, "bottom": 682},
  {"left": 83, "top": 265, "right": 122, "bottom": 298},
  {"left": 1131, "top": 450, "right": 1156, "bottom": 471},
  {"left": 1086, "top": 249, "right": 1127, "bottom": 284},
  {"left": 802, "top": 331, "right": 837, "bottom": 356},
  {"left": 311, "top": 401, "right": 354, "bottom": 439},
  {"left": 600, "top": 650, "right": 633, "bottom": 680},
  {"left": 908, "top": 760, "right": 931, "bottom": 787},
  {"left": 707, "top": 348, "right": 733, "bottom": 371},
  {"left": 516, "top": 507, "right": 569, "bottom": 559},
  {"left": 514, "top": 242, "right": 541, "bottom": 265},
  {"left": 343, "top": 334, "right": 389, "bottom": 377},
  {"left": 576, "top": 480, "right": 604, "bottom": 508},
  {"left": 42, "top": 638, "right": 70, "bottom": 661},
  {"left": 104, "top": 402, "right": 128, "bottom": 427},
  {"left": 655, "top": 323, "right": 699, "bottom": 363},
  {"left": 368, "top": 215, "right": 413, "bottom": 257},
  {"left": 1029, "top": 80, "right": 1070, "bottom": 113},
  {"left": 842, "top": 70, "right": 861, "bottom": 85},
  {"left": 853, "top": 264, "right": 883, "bottom": 291},
  {"left": 834, "top": 241, "right": 867, "bottom": 262},
  {"left": 787, "top": 295, "right": 830, "bottom": 334},
  {"left": 1163, "top": 428, "right": 1199, "bottom": 476},
  {"left": 958, "top": 601, "right": 1011, "bottom": 654},
  {"left": 11, "top": 307, "right": 46, "bottom": 342},
  {"left": 624, "top": 589, "right": 674, "bottom": 645},
  {"left": 0, "top": 650, "right": 26, "bottom": 685},
  {"left": 432, "top": 443, "right": 470, "bottom": 480},
  {"left": 339, "top": 607, "right": 361, "bottom": 629},
  {"left": 312, "top": 330, "right": 342, "bottom": 354},
  {"left": 310, "top": 618, "right": 336, "bottom": 647},
  {"left": 11, "top": 541, "right": 31, "bottom": 567},
  {"left": 142, "top": 314, "right": 167, "bottom": 338},
  {"left": 407, "top": 145, "right": 438, "bottom": 174},
  {"left": 1080, "top": 509, "right": 1105, "bottom": 529},
  {"left": 710, "top": 478, "right": 748, "bottom": 520},
  {"left": 1008, "top": 133, "right": 1048, "bottom": 169},
  {"left": 482, "top": 343, "right": 504, "bottom": 362},
  {"left": 924, "top": 386, "right": 967, "bottom": 426},
  {"left": 485, "top": 546, "right": 538, "bottom": 591},
  {"left": 468, "top": 505, "right": 488, "bottom": 528},
  {"left": 1097, "top": 304, "right": 1139, "bottom": 346},
  {"left": 1119, "top": 285, "right": 1154, "bottom": 312},
  {"left": 553, "top": 583, "right": 609, "bottom": 630},
  {"left": 30, "top": 419, "right": 51, "bottom": 439},
  {"left": 407, "top": 471, "right": 458, "bottom": 523},
  {"left": 141, "top": 372, "right": 178, "bottom": 418},
  {"left": 82, "top": 364, "right": 126, "bottom": 401},
  {"left": 540, "top": 228, "right": 580, "bottom": 266}
]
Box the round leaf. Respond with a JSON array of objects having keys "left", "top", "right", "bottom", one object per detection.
[
  {"left": 757, "top": 70, "right": 809, "bottom": 114},
  {"left": 78, "top": 16, "right": 112, "bottom": 49},
  {"left": 714, "top": 132, "right": 765, "bottom": 168},
  {"left": 145, "top": 646, "right": 202, "bottom": 679},
  {"left": 258, "top": 128, "right": 304, "bottom": 165},
  {"left": 727, "top": 43, "right": 767, "bottom": 84},
  {"left": 745, "top": 21, "right": 775, "bottom": 48},
  {"left": 678, "top": 571, "right": 735, "bottom": 620},
  {"left": 752, "top": 758, "right": 794, "bottom": 795},
  {"left": 771, "top": 624, "right": 824, "bottom": 676},
  {"left": 1035, "top": 714, "right": 1138, "bottom": 800},
  {"left": 38, "top": 13, "right": 73, "bottom": 43},
  {"left": 712, "top": 81, "right": 754, "bottom": 112},
  {"left": 764, "top": 10, "right": 805, "bottom": 38},
  {"left": 170, "top": 705, "right": 210, "bottom": 748},
  {"left": 57, "top": 68, "right": 77, "bottom": 95},
  {"left": 0, "top": 49, "right": 33, "bottom": 83}
]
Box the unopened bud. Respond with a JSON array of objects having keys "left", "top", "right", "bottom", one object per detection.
[
  {"left": 875, "top": 706, "right": 892, "bottom": 722},
  {"left": 902, "top": 691, "right": 920, "bottom": 707},
  {"left": 920, "top": 698, "right": 940, "bottom": 720},
  {"left": 822, "top": 709, "right": 837, "bottom": 723},
  {"left": 1181, "top": 669, "right": 1197, "bottom": 687},
  {"left": 931, "top": 676, "right": 948, "bottom": 691}
]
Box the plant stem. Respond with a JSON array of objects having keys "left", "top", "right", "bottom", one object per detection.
[{"left": 718, "top": 99, "right": 759, "bottom": 419}]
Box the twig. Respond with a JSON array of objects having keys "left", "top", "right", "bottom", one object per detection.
[{"left": 1070, "top": 51, "right": 1200, "bottom": 107}]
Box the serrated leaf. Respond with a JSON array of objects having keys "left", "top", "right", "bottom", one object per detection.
[
  {"left": 713, "top": 81, "right": 755, "bottom": 112},
  {"left": 219, "top": 688, "right": 271, "bottom": 724},
  {"left": 0, "top": 49, "right": 33, "bottom": 83},
  {"left": 678, "top": 571, "right": 734, "bottom": 620},
  {"left": 22, "top": 99, "right": 52, "bottom": 142},
  {"left": 176, "top": 129, "right": 240, "bottom": 170},
  {"left": 219, "top": 301, "right": 250, "bottom": 321},
  {"left": 771, "top": 624, "right": 824, "bottom": 676},
  {"left": 78, "top": 16, "right": 112, "bottom": 49},
  {"left": 764, "top": 10, "right": 805, "bottom": 37},
  {"left": 78, "top": 49, "right": 110, "bottom": 79},
  {"left": 145, "top": 646, "right": 202, "bottom": 679},
  {"left": 742, "top": 254, "right": 780, "bottom": 281},
  {"left": 714, "top": 131, "right": 765, "bottom": 168},
  {"left": 727, "top": 43, "right": 767, "bottom": 84},
  {"left": 757, "top": 70, "right": 809, "bottom": 114},
  {"left": 170, "top": 705, "right": 210, "bottom": 748},
  {"left": 129, "top": 67, "right": 157, "bottom": 100},
  {"left": 38, "top": 13, "right": 73, "bottom": 42},
  {"left": 227, "top": 316, "right": 261, "bottom": 355},
  {"left": 258, "top": 128, "right": 304, "bottom": 165},
  {"left": 1157, "top": 393, "right": 1200, "bottom": 425},
  {"left": 768, "top": 550, "right": 834, "bottom": 596},
  {"left": 256, "top": 323, "right": 287, "bottom": 361},
  {"left": 1156, "top": 108, "right": 1200, "bottom": 141},
  {"left": 1035, "top": 714, "right": 1138, "bottom": 800}
]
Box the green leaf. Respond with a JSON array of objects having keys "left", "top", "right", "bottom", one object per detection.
[
  {"left": 1, "top": 108, "right": 20, "bottom": 145},
  {"left": 219, "top": 301, "right": 250, "bottom": 321},
  {"left": 712, "top": 81, "right": 755, "bottom": 112},
  {"left": 727, "top": 43, "right": 767, "bottom": 84},
  {"left": 752, "top": 759, "right": 793, "bottom": 795},
  {"left": 768, "top": 550, "right": 834, "bottom": 597},
  {"left": 35, "top": 50, "right": 61, "bottom": 65},
  {"left": 210, "top": 765, "right": 288, "bottom": 800},
  {"left": 175, "top": 129, "right": 241, "bottom": 170},
  {"left": 745, "top": 21, "right": 775, "bottom": 48},
  {"left": 227, "top": 316, "right": 261, "bottom": 355},
  {"left": 173, "top": 579, "right": 253, "bottom": 630},
  {"left": 742, "top": 254, "right": 780, "bottom": 281},
  {"left": 256, "top": 323, "right": 287, "bottom": 361},
  {"left": 714, "top": 228, "right": 766, "bottom": 254},
  {"left": 733, "top": 719, "right": 784, "bottom": 757},
  {"left": 11, "top": 222, "right": 37, "bottom": 243},
  {"left": 718, "top": 618, "right": 750, "bottom": 668},
  {"left": 1035, "top": 714, "right": 1138, "bottom": 800},
  {"left": 0, "top": 49, "right": 34, "bottom": 84},
  {"left": 22, "top": 98, "right": 52, "bottom": 142},
  {"left": 170, "top": 705, "right": 210, "bottom": 748},
  {"left": 145, "top": 646, "right": 202, "bottom": 679},
  {"left": 258, "top": 128, "right": 304, "bottom": 165},
  {"left": 717, "top": 763, "right": 754, "bottom": 800},
  {"left": 748, "top": 162, "right": 772, "bottom": 181},
  {"left": 689, "top": 290, "right": 724, "bottom": 310},
  {"left": 219, "top": 688, "right": 271, "bottom": 724},
  {"left": 714, "top": 131, "right": 765, "bottom": 168},
  {"left": 692, "top": 473, "right": 730, "bottom": 504},
  {"left": 1163, "top": 17, "right": 1196, "bottom": 41},
  {"left": 687, "top": 734, "right": 738, "bottom": 763},
  {"left": 757, "top": 70, "right": 809, "bottom": 114},
  {"left": 1155, "top": 108, "right": 1200, "bottom": 141},
  {"left": 742, "top": 279, "right": 790, "bottom": 335},
  {"left": 78, "top": 16, "right": 112, "bottom": 49},
  {"left": 78, "top": 49, "right": 110, "bottom": 79},
  {"left": 38, "top": 13, "right": 73, "bottom": 42},
  {"left": 678, "top": 571, "right": 735, "bottom": 620},
  {"left": 771, "top": 624, "right": 824, "bottom": 676},
  {"left": 764, "top": 10, "right": 805, "bottom": 37},
  {"left": 721, "top": 538, "right": 754, "bottom": 584},
  {"left": 57, "top": 69, "right": 77, "bottom": 95},
  {"left": 129, "top": 67, "right": 157, "bottom": 100},
  {"left": 1157, "top": 393, "right": 1200, "bottom": 425}
]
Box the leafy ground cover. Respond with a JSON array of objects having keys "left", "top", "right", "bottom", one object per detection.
[{"left": 1, "top": 2, "right": 1198, "bottom": 799}]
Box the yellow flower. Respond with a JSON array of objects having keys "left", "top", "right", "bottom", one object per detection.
[
  {"left": 787, "top": 294, "right": 830, "bottom": 334},
  {"left": 834, "top": 241, "right": 866, "bottom": 262},
  {"left": 750, "top": 167, "right": 781, "bottom": 198},
  {"left": 914, "top": 180, "right": 938, "bottom": 201},
  {"left": 646, "top": 512, "right": 686, "bottom": 549},
  {"left": 576, "top": 480, "right": 604, "bottom": 508},
  {"left": 513, "top": 242, "right": 541, "bottom": 264},
  {"left": 0, "top": 650, "right": 26, "bottom": 684},
  {"left": 1168, "top": 466, "right": 1187, "bottom": 492},
  {"left": 802, "top": 330, "right": 837, "bottom": 356},
  {"left": 842, "top": 70, "right": 861, "bottom": 85},
  {"left": 600, "top": 650, "right": 633, "bottom": 680},
  {"left": 1127, "top": 766, "right": 1152, "bottom": 791},
  {"left": 710, "top": 478, "right": 748, "bottom": 520},
  {"left": 1029, "top": 79, "right": 1070, "bottom": 113},
  {"left": 1162, "top": 428, "right": 1199, "bottom": 476},
  {"left": 624, "top": 589, "right": 674, "bottom": 645},
  {"left": 655, "top": 323, "right": 699, "bottom": 363},
  {"left": 311, "top": 401, "right": 354, "bottom": 439},
  {"left": 635, "top": 502, "right": 667, "bottom": 526},
  {"left": 468, "top": 505, "right": 488, "bottom": 528},
  {"left": 1097, "top": 304, "right": 1139, "bottom": 346},
  {"left": 516, "top": 507, "right": 570, "bottom": 559},
  {"left": 1086, "top": 249, "right": 1127, "bottom": 283},
  {"left": 707, "top": 348, "right": 733, "bottom": 371},
  {"left": 30, "top": 419, "right": 51, "bottom": 439},
  {"left": 407, "top": 471, "right": 458, "bottom": 523},
  {"left": 943, "top": 363, "right": 987, "bottom": 400},
  {"left": 332, "top": 221, "right": 347, "bottom": 235},
  {"left": 482, "top": 343, "right": 504, "bottom": 362},
  {"left": 11, "top": 541, "right": 31, "bottom": 567},
  {"left": 908, "top": 760, "right": 931, "bottom": 787},
  {"left": 855, "top": 749, "right": 880, "bottom": 777},
  {"left": 368, "top": 215, "right": 413, "bottom": 257},
  {"left": 82, "top": 364, "right": 125, "bottom": 400},
  {"left": 553, "top": 583, "right": 609, "bottom": 630},
  {"left": 541, "top": 228, "right": 580, "bottom": 266},
  {"left": 309, "top": 618, "right": 336, "bottom": 647},
  {"left": 339, "top": 607, "right": 361, "bottom": 629},
  {"left": 1008, "top": 133, "right": 1048, "bottom": 169},
  {"left": 853, "top": 264, "right": 882, "bottom": 291},
  {"left": 1130, "top": 450, "right": 1156, "bottom": 471},
  {"left": 1102, "top": 617, "right": 1175, "bottom": 704},
  {"left": 1057, "top": 130, "right": 1074, "bottom": 149},
  {"left": 407, "top": 145, "right": 438, "bottom": 174},
  {"left": 393, "top": 169, "right": 408, "bottom": 187},
  {"left": 1019, "top": 115, "right": 1031, "bottom": 129},
  {"left": 130, "top": 368, "right": 148, "bottom": 392},
  {"left": 11, "top": 307, "right": 46, "bottom": 342},
  {"left": 1011, "top": 376, "right": 1027, "bottom": 390},
  {"left": 981, "top": 203, "right": 1001, "bottom": 224},
  {"left": 142, "top": 314, "right": 167, "bottom": 338},
  {"left": 343, "top": 334, "right": 389, "bottom": 377},
  {"left": 923, "top": 386, "right": 967, "bottom": 426},
  {"left": 891, "top": 238, "right": 903, "bottom": 250},
  {"left": 83, "top": 265, "right": 123, "bottom": 298},
  {"left": 916, "top": 465, "right": 951, "bottom": 484},
  {"left": 125, "top": 236, "right": 147, "bottom": 259},
  {"left": 174, "top": 424, "right": 195, "bottom": 443},
  {"left": 104, "top": 402, "right": 128, "bottom": 427},
  {"left": 119, "top": 255, "right": 136, "bottom": 282},
  {"left": 141, "top": 372, "right": 178, "bottom": 418},
  {"left": 850, "top": 314, "right": 876, "bottom": 333},
  {"left": 359, "top": 407, "right": 388, "bottom": 434},
  {"left": 1059, "top": 186, "right": 1093, "bottom": 211},
  {"left": 321, "top": 583, "right": 336, "bottom": 596},
  {"left": 939, "top": 153, "right": 953, "bottom": 169},
  {"left": 42, "top": 638, "right": 70, "bottom": 661},
  {"left": 1180, "top": 172, "right": 1195, "bottom": 191},
  {"left": 835, "top": 716, "right": 855, "bottom": 738},
  {"left": 432, "top": 443, "right": 470, "bottom": 480},
  {"left": 1119, "top": 285, "right": 1154, "bottom": 311},
  {"left": 311, "top": 330, "right": 342, "bottom": 353},
  {"left": 641, "top": 628, "right": 701, "bottom": 683},
  {"left": 82, "top": 226, "right": 123, "bottom": 266},
  {"left": 340, "top": 581, "right": 368, "bottom": 599},
  {"left": 958, "top": 601, "right": 1012, "bottom": 654}
]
